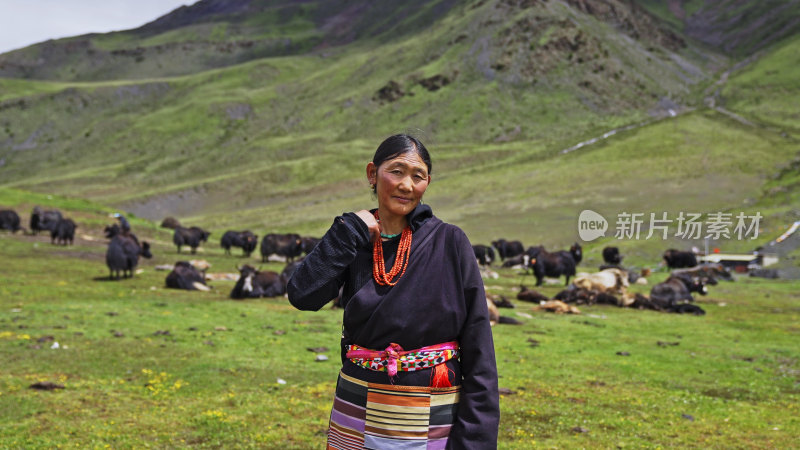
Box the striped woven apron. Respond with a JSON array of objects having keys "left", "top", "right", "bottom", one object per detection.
[{"left": 327, "top": 371, "right": 460, "bottom": 450}]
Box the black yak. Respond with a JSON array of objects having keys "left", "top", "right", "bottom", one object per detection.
[
  {"left": 165, "top": 261, "right": 209, "bottom": 291},
  {"left": 492, "top": 239, "right": 525, "bottom": 261},
  {"left": 260, "top": 233, "right": 302, "bottom": 263},
  {"left": 30, "top": 207, "right": 61, "bottom": 235},
  {"left": 160, "top": 217, "right": 181, "bottom": 229},
  {"left": 173, "top": 226, "right": 211, "bottom": 254},
  {"left": 649, "top": 272, "right": 709, "bottom": 308},
  {"left": 104, "top": 224, "right": 121, "bottom": 239},
  {"left": 220, "top": 230, "right": 258, "bottom": 257},
  {"left": 663, "top": 249, "right": 698, "bottom": 269},
  {"left": 50, "top": 218, "right": 76, "bottom": 245},
  {"left": 672, "top": 263, "right": 733, "bottom": 283},
  {"left": 230, "top": 265, "right": 287, "bottom": 299},
  {"left": 0, "top": 209, "right": 21, "bottom": 233},
  {"left": 532, "top": 243, "right": 582, "bottom": 286},
  {"left": 473, "top": 244, "right": 495, "bottom": 266},
  {"left": 106, "top": 235, "right": 152, "bottom": 279},
  {"left": 602, "top": 246, "right": 622, "bottom": 265}
]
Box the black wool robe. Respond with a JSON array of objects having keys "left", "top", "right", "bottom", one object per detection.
[{"left": 288, "top": 204, "right": 500, "bottom": 448}]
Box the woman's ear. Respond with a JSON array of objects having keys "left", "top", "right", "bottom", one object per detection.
[{"left": 366, "top": 162, "right": 377, "bottom": 185}]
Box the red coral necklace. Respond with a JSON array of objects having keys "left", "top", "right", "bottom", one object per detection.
[{"left": 372, "top": 211, "right": 413, "bottom": 286}]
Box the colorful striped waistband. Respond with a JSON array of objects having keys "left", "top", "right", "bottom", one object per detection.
[{"left": 345, "top": 341, "right": 459, "bottom": 380}]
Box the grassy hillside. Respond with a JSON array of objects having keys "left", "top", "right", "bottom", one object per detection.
[
  {"left": 638, "top": 0, "right": 800, "bottom": 57},
  {"left": 0, "top": 0, "right": 797, "bottom": 255},
  {"left": 0, "top": 0, "right": 463, "bottom": 81},
  {"left": 1, "top": 90, "right": 795, "bottom": 254},
  {"left": 720, "top": 34, "right": 800, "bottom": 133}
]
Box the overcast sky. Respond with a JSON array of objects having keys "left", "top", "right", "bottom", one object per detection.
[{"left": 0, "top": 0, "right": 199, "bottom": 54}]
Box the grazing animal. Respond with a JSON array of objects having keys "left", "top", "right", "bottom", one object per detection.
[
  {"left": 220, "top": 230, "right": 259, "bottom": 257},
  {"left": 663, "top": 249, "right": 698, "bottom": 269},
  {"left": 631, "top": 293, "right": 706, "bottom": 315},
  {"left": 105, "top": 224, "right": 144, "bottom": 249},
  {"left": 572, "top": 268, "right": 634, "bottom": 305},
  {"left": 502, "top": 245, "right": 544, "bottom": 269},
  {"left": 532, "top": 243, "right": 582, "bottom": 286},
  {"left": 30, "top": 207, "right": 62, "bottom": 235},
  {"left": 486, "top": 297, "right": 522, "bottom": 326},
  {"left": 106, "top": 235, "right": 152, "bottom": 279},
  {"left": 165, "top": 261, "right": 209, "bottom": 291},
  {"left": 534, "top": 300, "right": 581, "bottom": 314},
  {"left": 104, "top": 224, "right": 121, "bottom": 239},
  {"left": 173, "top": 226, "right": 211, "bottom": 254},
  {"left": 602, "top": 246, "right": 622, "bottom": 265},
  {"left": 50, "top": 218, "right": 77, "bottom": 245},
  {"left": 672, "top": 263, "right": 733, "bottom": 283},
  {"left": 160, "top": 217, "right": 181, "bottom": 229},
  {"left": 300, "top": 236, "right": 321, "bottom": 255},
  {"left": 487, "top": 298, "right": 500, "bottom": 325},
  {"left": 501, "top": 254, "right": 526, "bottom": 268},
  {"left": 669, "top": 303, "right": 706, "bottom": 315},
  {"left": 230, "top": 265, "right": 286, "bottom": 299},
  {"left": 491, "top": 239, "right": 525, "bottom": 261},
  {"left": 473, "top": 244, "right": 495, "bottom": 266},
  {"left": 554, "top": 286, "right": 621, "bottom": 306},
  {"left": 516, "top": 286, "right": 549, "bottom": 303},
  {"left": 260, "top": 233, "right": 302, "bottom": 263},
  {"left": 649, "top": 273, "right": 708, "bottom": 308},
  {"left": 749, "top": 268, "right": 779, "bottom": 279},
  {"left": 0, "top": 209, "right": 21, "bottom": 233},
  {"left": 488, "top": 294, "right": 515, "bottom": 309},
  {"left": 598, "top": 264, "right": 642, "bottom": 284}
]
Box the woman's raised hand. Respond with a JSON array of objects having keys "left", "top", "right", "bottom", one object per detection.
[{"left": 354, "top": 210, "right": 381, "bottom": 244}]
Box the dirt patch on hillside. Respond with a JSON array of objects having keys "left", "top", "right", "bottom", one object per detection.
[
  {"left": 563, "top": 0, "right": 686, "bottom": 50},
  {"left": 118, "top": 186, "right": 219, "bottom": 222}
]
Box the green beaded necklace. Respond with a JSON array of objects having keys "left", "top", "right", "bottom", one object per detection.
[{"left": 380, "top": 232, "right": 401, "bottom": 239}]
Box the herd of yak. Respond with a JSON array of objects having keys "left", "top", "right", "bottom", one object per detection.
[
  {"left": 474, "top": 239, "right": 731, "bottom": 316},
  {"left": 0, "top": 207, "right": 313, "bottom": 300},
  {"left": 1, "top": 207, "right": 730, "bottom": 314}
]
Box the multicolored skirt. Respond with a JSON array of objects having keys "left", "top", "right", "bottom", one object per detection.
[{"left": 327, "top": 371, "right": 461, "bottom": 450}]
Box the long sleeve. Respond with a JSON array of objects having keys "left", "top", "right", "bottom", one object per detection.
[
  {"left": 287, "top": 213, "right": 371, "bottom": 311},
  {"left": 448, "top": 229, "right": 500, "bottom": 449}
]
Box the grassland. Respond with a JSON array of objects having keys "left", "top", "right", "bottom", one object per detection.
[
  {"left": 1, "top": 2, "right": 799, "bottom": 445},
  {"left": 2, "top": 74, "right": 796, "bottom": 252},
  {"left": 1, "top": 195, "right": 798, "bottom": 448}
]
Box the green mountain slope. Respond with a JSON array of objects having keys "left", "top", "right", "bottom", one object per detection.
[
  {"left": 0, "top": 0, "right": 722, "bottom": 84},
  {"left": 0, "top": 0, "right": 797, "bottom": 253},
  {"left": 0, "top": 0, "right": 463, "bottom": 81},
  {"left": 638, "top": 0, "right": 800, "bottom": 57},
  {"left": 720, "top": 34, "right": 800, "bottom": 133},
  {"left": 0, "top": 1, "right": 721, "bottom": 184}
]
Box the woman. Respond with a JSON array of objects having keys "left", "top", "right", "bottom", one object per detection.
[{"left": 288, "top": 134, "right": 499, "bottom": 449}]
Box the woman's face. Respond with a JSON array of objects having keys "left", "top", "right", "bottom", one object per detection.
[{"left": 367, "top": 151, "right": 431, "bottom": 220}]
